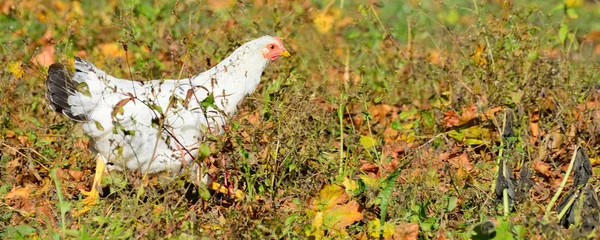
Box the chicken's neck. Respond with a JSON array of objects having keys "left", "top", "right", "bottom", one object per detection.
[{"left": 192, "top": 46, "right": 270, "bottom": 117}]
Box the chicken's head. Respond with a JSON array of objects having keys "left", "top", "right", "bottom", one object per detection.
[{"left": 261, "top": 36, "right": 290, "bottom": 61}]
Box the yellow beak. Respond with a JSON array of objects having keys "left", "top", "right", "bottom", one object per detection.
[{"left": 280, "top": 51, "right": 291, "bottom": 57}]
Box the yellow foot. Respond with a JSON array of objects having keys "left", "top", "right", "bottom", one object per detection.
[
  {"left": 81, "top": 188, "right": 100, "bottom": 206},
  {"left": 74, "top": 154, "right": 106, "bottom": 216}
]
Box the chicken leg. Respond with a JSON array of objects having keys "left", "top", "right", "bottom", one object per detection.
[{"left": 75, "top": 154, "right": 106, "bottom": 216}]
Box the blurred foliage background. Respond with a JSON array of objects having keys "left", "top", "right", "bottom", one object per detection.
[{"left": 1, "top": 0, "right": 600, "bottom": 239}]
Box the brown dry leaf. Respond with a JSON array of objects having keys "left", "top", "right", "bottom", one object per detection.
[
  {"left": 442, "top": 104, "right": 477, "bottom": 127},
  {"left": 481, "top": 106, "right": 502, "bottom": 121},
  {"left": 243, "top": 112, "right": 261, "bottom": 127},
  {"left": 383, "top": 127, "right": 399, "bottom": 143},
  {"left": 360, "top": 162, "right": 379, "bottom": 174},
  {"left": 532, "top": 160, "right": 553, "bottom": 178},
  {"left": 68, "top": 170, "right": 84, "bottom": 181},
  {"left": 1, "top": 0, "right": 14, "bottom": 14},
  {"left": 442, "top": 110, "right": 461, "bottom": 127},
  {"left": 6, "top": 157, "right": 20, "bottom": 171},
  {"left": 33, "top": 45, "right": 55, "bottom": 67},
  {"left": 36, "top": 201, "right": 57, "bottom": 228},
  {"left": 393, "top": 222, "right": 419, "bottom": 240},
  {"left": 6, "top": 185, "right": 31, "bottom": 199},
  {"left": 5, "top": 185, "right": 35, "bottom": 214},
  {"left": 529, "top": 109, "right": 540, "bottom": 143},
  {"left": 450, "top": 152, "right": 474, "bottom": 172}
]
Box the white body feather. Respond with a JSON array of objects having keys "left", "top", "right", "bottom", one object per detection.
[{"left": 68, "top": 36, "right": 274, "bottom": 173}]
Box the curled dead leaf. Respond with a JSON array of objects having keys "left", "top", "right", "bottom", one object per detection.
[{"left": 532, "top": 160, "right": 553, "bottom": 178}]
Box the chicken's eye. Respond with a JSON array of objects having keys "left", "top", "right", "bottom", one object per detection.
[{"left": 269, "top": 44, "right": 275, "bottom": 50}]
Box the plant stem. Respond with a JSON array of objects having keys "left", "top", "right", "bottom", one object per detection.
[{"left": 544, "top": 146, "right": 579, "bottom": 222}]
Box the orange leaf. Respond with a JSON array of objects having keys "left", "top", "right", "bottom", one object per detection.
[
  {"left": 5, "top": 185, "right": 31, "bottom": 199},
  {"left": 99, "top": 42, "right": 126, "bottom": 58},
  {"left": 310, "top": 184, "right": 349, "bottom": 211},
  {"left": 442, "top": 104, "right": 478, "bottom": 127},
  {"left": 33, "top": 45, "right": 55, "bottom": 67}
]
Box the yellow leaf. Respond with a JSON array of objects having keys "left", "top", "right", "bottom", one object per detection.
[
  {"left": 342, "top": 177, "right": 358, "bottom": 193},
  {"left": 311, "top": 184, "right": 348, "bottom": 211},
  {"left": 313, "top": 14, "right": 335, "bottom": 34},
  {"left": 7, "top": 61, "right": 24, "bottom": 78},
  {"left": 313, "top": 211, "right": 324, "bottom": 230},
  {"left": 359, "top": 174, "right": 379, "bottom": 188},
  {"left": 565, "top": 0, "right": 583, "bottom": 8},
  {"left": 367, "top": 219, "right": 382, "bottom": 238},
  {"left": 382, "top": 221, "right": 395, "bottom": 239},
  {"left": 360, "top": 135, "right": 378, "bottom": 149}
]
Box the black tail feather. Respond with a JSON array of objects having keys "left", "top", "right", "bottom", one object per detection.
[{"left": 45, "top": 63, "right": 87, "bottom": 122}]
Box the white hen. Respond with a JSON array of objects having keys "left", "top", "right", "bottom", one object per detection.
[{"left": 45, "top": 36, "right": 289, "bottom": 208}]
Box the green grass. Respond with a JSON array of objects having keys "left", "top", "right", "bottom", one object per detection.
[{"left": 1, "top": 0, "right": 600, "bottom": 239}]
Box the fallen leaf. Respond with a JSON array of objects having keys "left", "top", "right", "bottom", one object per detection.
[
  {"left": 360, "top": 135, "right": 378, "bottom": 149},
  {"left": 5, "top": 185, "right": 31, "bottom": 199},
  {"left": 360, "top": 162, "right": 379, "bottom": 173},
  {"left": 449, "top": 152, "right": 474, "bottom": 172},
  {"left": 309, "top": 184, "right": 349, "bottom": 211},
  {"left": 5, "top": 185, "right": 35, "bottom": 214},
  {"left": 442, "top": 104, "right": 478, "bottom": 127},
  {"left": 68, "top": 170, "right": 84, "bottom": 181},
  {"left": 99, "top": 42, "right": 126, "bottom": 58},
  {"left": 323, "top": 200, "right": 363, "bottom": 230},
  {"left": 342, "top": 177, "right": 358, "bottom": 193},
  {"left": 33, "top": 45, "right": 55, "bottom": 67},
  {"left": 532, "top": 160, "right": 553, "bottom": 178},
  {"left": 1, "top": 0, "right": 14, "bottom": 14},
  {"left": 393, "top": 222, "right": 419, "bottom": 240}
]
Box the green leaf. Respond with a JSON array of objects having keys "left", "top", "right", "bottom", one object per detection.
[
  {"left": 566, "top": 8, "right": 579, "bottom": 19},
  {"left": 377, "top": 168, "right": 401, "bottom": 221},
  {"left": 94, "top": 120, "right": 105, "bottom": 131},
  {"left": 198, "top": 143, "right": 211, "bottom": 159},
  {"left": 198, "top": 183, "right": 211, "bottom": 201},
  {"left": 390, "top": 120, "right": 401, "bottom": 130},
  {"left": 559, "top": 24, "right": 568, "bottom": 44},
  {"left": 399, "top": 109, "right": 418, "bottom": 120},
  {"left": 447, "top": 196, "right": 458, "bottom": 211},
  {"left": 76, "top": 82, "right": 91, "bottom": 97},
  {"left": 200, "top": 93, "right": 215, "bottom": 109}
]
